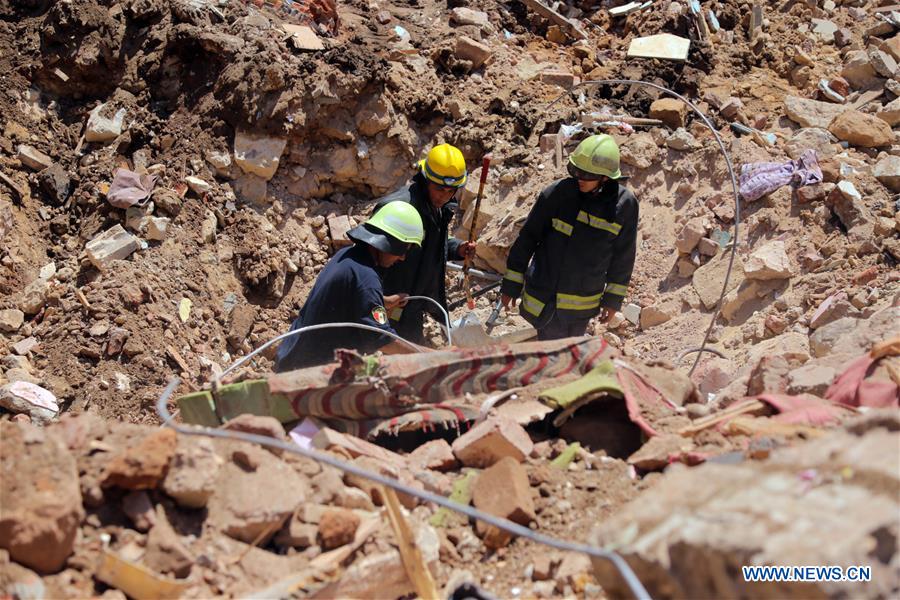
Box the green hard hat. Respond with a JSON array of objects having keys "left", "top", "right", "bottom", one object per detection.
[
  {"left": 567, "top": 134, "right": 622, "bottom": 180},
  {"left": 347, "top": 200, "right": 425, "bottom": 255}
]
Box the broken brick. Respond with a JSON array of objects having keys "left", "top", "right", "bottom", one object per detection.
[
  {"left": 318, "top": 508, "right": 360, "bottom": 550},
  {"left": 471, "top": 457, "right": 537, "bottom": 549},
  {"left": 409, "top": 439, "right": 458, "bottom": 472}
]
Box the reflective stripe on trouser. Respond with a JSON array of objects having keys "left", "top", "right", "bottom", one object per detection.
[
  {"left": 605, "top": 283, "right": 628, "bottom": 297},
  {"left": 520, "top": 290, "right": 546, "bottom": 317},
  {"left": 504, "top": 269, "right": 524, "bottom": 284},
  {"left": 576, "top": 211, "right": 621, "bottom": 235},
  {"left": 551, "top": 218, "right": 573, "bottom": 236}
]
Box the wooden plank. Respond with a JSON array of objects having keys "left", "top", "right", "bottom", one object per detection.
[
  {"left": 382, "top": 487, "right": 440, "bottom": 600},
  {"left": 520, "top": 0, "right": 588, "bottom": 40},
  {"left": 95, "top": 551, "right": 191, "bottom": 600},
  {"left": 873, "top": 4, "right": 900, "bottom": 13}
]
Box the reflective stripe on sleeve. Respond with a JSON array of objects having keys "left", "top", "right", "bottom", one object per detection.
[
  {"left": 521, "top": 291, "right": 546, "bottom": 317},
  {"left": 605, "top": 283, "right": 628, "bottom": 296},
  {"left": 504, "top": 269, "right": 524, "bottom": 284}
]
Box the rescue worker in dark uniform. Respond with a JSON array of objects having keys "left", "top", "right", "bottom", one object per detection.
[
  {"left": 500, "top": 134, "right": 639, "bottom": 340},
  {"left": 374, "top": 144, "right": 476, "bottom": 345},
  {"left": 274, "top": 201, "right": 426, "bottom": 372}
]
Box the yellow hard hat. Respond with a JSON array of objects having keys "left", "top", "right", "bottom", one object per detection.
[
  {"left": 568, "top": 134, "right": 622, "bottom": 180},
  {"left": 347, "top": 200, "right": 424, "bottom": 256},
  {"left": 418, "top": 143, "right": 468, "bottom": 188}
]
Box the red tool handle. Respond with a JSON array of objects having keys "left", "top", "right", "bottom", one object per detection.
[{"left": 464, "top": 155, "right": 491, "bottom": 309}]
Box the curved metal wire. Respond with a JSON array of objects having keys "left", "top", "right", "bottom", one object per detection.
[
  {"left": 156, "top": 379, "right": 651, "bottom": 599},
  {"left": 403, "top": 295, "right": 453, "bottom": 346},
  {"left": 213, "top": 322, "right": 427, "bottom": 388},
  {"left": 544, "top": 79, "right": 742, "bottom": 377}
]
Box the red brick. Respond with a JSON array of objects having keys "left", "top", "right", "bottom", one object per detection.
[{"left": 471, "top": 457, "right": 537, "bottom": 548}]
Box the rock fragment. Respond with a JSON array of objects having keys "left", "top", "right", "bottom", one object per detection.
[
  {"left": 101, "top": 429, "right": 177, "bottom": 490},
  {"left": 744, "top": 240, "right": 792, "bottom": 280},
  {"left": 0, "top": 422, "right": 83, "bottom": 574},
  {"left": 828, "top": 111, "right": 894, "bottom": 148},
  {"left": 86, "top": 224, "right": 141, "bottom": 270},
  {"left": 162, "top": 437, "right": 222, "bottom": 508}
]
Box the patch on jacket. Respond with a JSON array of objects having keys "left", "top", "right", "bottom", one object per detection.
[{"left": 372, "top": 306, "right": 388, "bottom": 325}]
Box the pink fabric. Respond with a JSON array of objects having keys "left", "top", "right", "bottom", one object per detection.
[
  {"left": 615, "top": 366, "right": 664, "bottom": 437},
  {"left": 107, "top": 168, "right": 157, "bottom": 209},
  {"left": 825, "top": 354, "right": 899, "bottom": 408},
  {"left": 754, "top": 393, "right": 853, "bottom": 426}
]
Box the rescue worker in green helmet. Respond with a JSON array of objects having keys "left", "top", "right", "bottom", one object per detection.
[
  {"left": 374, "top": 143, "right": 477, "bottom": 344},
  {"left": 274, "top": 201, "right": 425, "bottom": 372},
  {"left": 500, "top": 134, "right": 639, "bottom": 340}
]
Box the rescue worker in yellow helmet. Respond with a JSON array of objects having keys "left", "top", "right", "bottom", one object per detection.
[
  {"left": 274, "top": 201, "right": 425, "bottom": 372},
  {"left": 374, "top": 143, "right": 476, "bottom": 344},
  {"left": 500, "top": 134, "right": 639, "bottom": 340}
]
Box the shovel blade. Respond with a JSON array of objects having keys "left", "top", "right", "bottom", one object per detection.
[{"left": 449, "top": 313, "right": 492, "bottom": 347}]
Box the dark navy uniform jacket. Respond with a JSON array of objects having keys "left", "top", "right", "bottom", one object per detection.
[
  {"left": 274, "top": 244, "right": 397, "bottom": 372},
  {"left": 500, "top": 178, "right": 639, "bottom": 328},
  {"left": 374, "top": 172, "right": 465, "bottom": 343}
]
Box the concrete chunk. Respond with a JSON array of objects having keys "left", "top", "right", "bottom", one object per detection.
[
  {"left": 649, "top": 98, "right": 688, "bottom": 129},
  {"left": 873, "top": 155, "right": 900, "bottom": 192},
  {"left": 162, "top": 437, "right": 223, "bottom": 508},
  {"left": 233, "top": 130, "right": 287, "bottom": 180},
  {"left": 451, "top": 416, "right": 533, "bottom": 468},
  {"left": 327, "top": 214, "right": 353, "bottom": 248},
  {"left": 784, "top": 96, "right": 844, "bottom": 129},
  {"left": 675, "top": 218, "right": 706, "bottom": 253},
  {"left": 627, "top": 33, "right": 690, "bottom": 62},
  {"left": 0, "top": 308, "right": 25, "bottom": 333},
  {"left": 744, "top": 240, "right": 793, "bottom": 280},
  {"left": 17, "top": 145, "right": 52, "bottom": 171},
  {"left": 85, "top": 224, "right": 141, "bottom": 270},
  {"left": 409, "top": 439, "right": 458, "bottom": 472}
]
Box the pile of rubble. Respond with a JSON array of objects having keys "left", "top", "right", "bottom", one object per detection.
[{"left": 0, "top": 410, "right": 644, "bottom": 598}]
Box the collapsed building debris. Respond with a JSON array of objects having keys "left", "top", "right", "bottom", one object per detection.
[{"left": 1, "top": 0, "right": 900, "bottom": 597}]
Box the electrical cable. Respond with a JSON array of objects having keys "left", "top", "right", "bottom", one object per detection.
[
  {"left": 543, "top": 79, "right": 742, "bottom": 377},
  {"left": 402, "top": 295, "right": 453, "bottom": 346},
  {"left": 156, "top": 379, "right": 651, "bottom": 600},
  {"left": 214, "top": 323, "right": 427, "bottom": 388},
  {"left": 214, "top": 297, "right": 451, "bottom": 390},
  {"left": 676, "top": 346, "right": 726, "bottom": 365}
]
